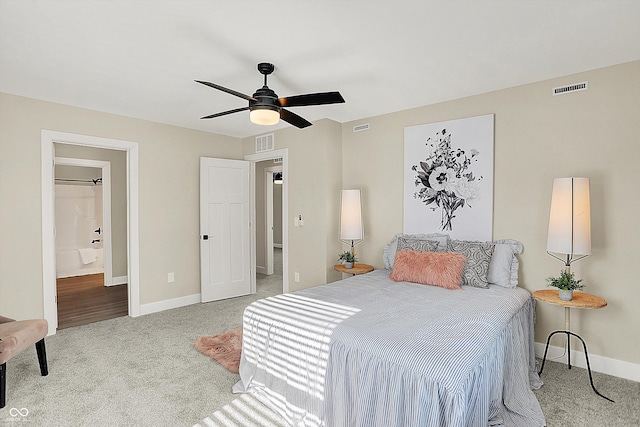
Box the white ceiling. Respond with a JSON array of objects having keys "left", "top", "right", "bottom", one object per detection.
[{"left": 1, "top": 1, "right": 639, "bottom": 139}]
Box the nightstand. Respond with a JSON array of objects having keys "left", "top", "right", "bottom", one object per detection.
[
  {"left": 532, "top": 289, "right": 613, "bottom": 402},
  {"left": 334, "top": 263, "right": 374, "bottom": 276}
]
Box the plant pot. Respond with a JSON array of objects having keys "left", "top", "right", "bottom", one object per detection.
[
  {"left": 344, "top": 262, "right": 353, "bottom": 269},
  {"left": 559, "top": 289, "right": 573, "bottom": 301}
]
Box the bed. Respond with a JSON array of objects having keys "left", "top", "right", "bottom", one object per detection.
[{"left": 233, "top": 235, "right": 545, "bottom": 427}]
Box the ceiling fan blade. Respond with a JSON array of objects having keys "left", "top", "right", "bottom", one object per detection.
[
  {"left": 200, "top": 106, "right": 249, "bottom": 119},
  {"left": 280, "top": 108, "right": 312, "bottom": 129},
  {"left": 279, "top": 91, "right": 345, "bottom": 108},
  {"left": 195, "top": 80, "right": 256, "bottom": 101}
]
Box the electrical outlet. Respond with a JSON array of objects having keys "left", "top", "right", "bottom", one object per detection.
[
  {"left": 168, "top": 272, "right": 175, "bottom": 283},
  {"left": 294, "top": 272, "right": 300, "bottom": 282}
]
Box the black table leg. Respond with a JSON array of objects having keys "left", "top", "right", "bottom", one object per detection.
[{"left": 538, "top": 330, "right": 614, "bottom": 403}]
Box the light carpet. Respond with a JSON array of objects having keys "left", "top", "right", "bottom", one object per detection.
[{"left": 0, "top": 251, "right": 283, "bottom": 426}]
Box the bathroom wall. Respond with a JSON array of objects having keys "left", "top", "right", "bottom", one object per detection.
[{"left": 54, "top": 175, "right": 104, "bottom": 277}]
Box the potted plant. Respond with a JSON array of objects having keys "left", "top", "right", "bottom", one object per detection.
[
  {"left": 546, "top": 269, "right": 584, "bottom": 301},
  {"left": 338, "top": 251, "right": 358, "bottom": 269}
]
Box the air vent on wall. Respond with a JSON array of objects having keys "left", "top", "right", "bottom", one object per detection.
[
  {"left": 353, "top": 123, "right": 370, "bottom": 132},
  {"left": 273, "top": 157, "right": 283, "bottom": 164},
  {"left": 255, "top": 133, "right": 274, "bottom": 153},
  {"left": 552, "top": 81, "right": 588, "bottom": 96}
]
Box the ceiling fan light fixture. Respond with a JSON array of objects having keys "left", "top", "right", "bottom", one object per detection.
[
  {"left": 250, "top": 107, "right": 280, "bottom": 126},
  {"left": 198, "top": 62, "right": 344, "bottom": 129}
]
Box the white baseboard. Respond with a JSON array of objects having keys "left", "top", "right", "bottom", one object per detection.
[
  {"left": 535, "top": 342, "right": 640, "bottom": 383},
  {"left": 274, "top": 243, "right": 282, "bottom": 248},
  {"left": 139, "top": 293, "right": 201, "bottom": 316},
  {"left": 256, "top": 265, "right": 267, "bottom": 275},
  {"left": 106, "top": 275, "right": 128, "bottom": 286}
]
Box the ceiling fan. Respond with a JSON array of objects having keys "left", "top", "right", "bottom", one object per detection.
[{"left": 196, "top": 62, "right": 345, "bottom": 129}]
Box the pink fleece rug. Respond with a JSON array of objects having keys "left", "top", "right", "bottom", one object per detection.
[{"left": 194, "top": 327, "right": 242, "bottom": 373}]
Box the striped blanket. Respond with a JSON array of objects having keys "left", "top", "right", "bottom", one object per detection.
[{"left": 233, "top": 270, "right": 545, "bottom": 426}]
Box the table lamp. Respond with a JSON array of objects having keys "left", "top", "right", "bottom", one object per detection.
[
  {"left": 546, "top": 177, "right": 591, "bottom": 273},
  {"left": 339, "top": 190, "right": 363, "bottom": 257}
]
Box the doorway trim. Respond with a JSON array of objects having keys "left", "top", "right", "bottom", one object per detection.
[
  {"left": 54, "top": 157, "right": 114, "bottom": 288},
  {"left": 244, "top": 149, "right": 289, "bottom": 293},
  {"left": 42, "top": 130, "right": 140, "bottom": 336}
]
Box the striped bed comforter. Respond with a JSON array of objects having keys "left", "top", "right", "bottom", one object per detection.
[{"left": 233, "top": 270, "right": 545, "bottom": 426}]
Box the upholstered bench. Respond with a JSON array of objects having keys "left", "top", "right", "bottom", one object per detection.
[{"left": 0, "top": 315, "right": 49, "bottom": 408}]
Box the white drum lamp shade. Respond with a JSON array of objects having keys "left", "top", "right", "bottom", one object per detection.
[
  {"left": 250, "top": 108, "right": 280, "bottom": 126},
  {"left": 546, "top": 177, "right": 591, "bottom": 265},
  {"left": 340, "top": 190, "right": 363, "bottom": 245}
]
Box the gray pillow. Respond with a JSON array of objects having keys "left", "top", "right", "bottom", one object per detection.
[
  {"left": 447, "top": 240, "right": 495, "bottom": 288},
  {"left": 383, "top": 233, "right": 449, "bottom": 269},
  {"left": 487, "top": 239, "right": 523, "bottom": 288},
  {"left": 396, "top": 237, "right": 440, "bottom": 253}
]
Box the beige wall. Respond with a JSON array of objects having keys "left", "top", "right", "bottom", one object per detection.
[
  {"left": 243, "top": 119, "right": 343, "bottom": 290},
  {"left": 54, "top": 145, "right": 128, "bottom": 278},
  {"left": 0, "top": 93, "right": 242, "bottom": 319},
  {"left": 341, "top": 61, "right": 640, "bottom": 365}
]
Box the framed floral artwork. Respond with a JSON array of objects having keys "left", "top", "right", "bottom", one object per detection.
[{"left": 404, "top": 114, "right": 494, "bottom": 241}]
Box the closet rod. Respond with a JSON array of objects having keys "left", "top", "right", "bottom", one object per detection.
[{"left": 55, "top": 177, "right": 102, "bottom": 185}]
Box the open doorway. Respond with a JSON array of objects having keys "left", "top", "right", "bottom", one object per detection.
[
  {"left": 41, "top": 130, "right": 140, "bottom": 336},
  {"left": 245, "top": 149, "right": 289, "bottom": 295},
  {"left": 53, "top": 158, "right": 128, "bottom": 329},
  {"left": 254, "top": 160, "right": 284, "bottom": 297}
]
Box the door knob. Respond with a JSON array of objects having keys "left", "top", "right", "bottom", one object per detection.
[{"left": 202, "top": 235, "right": 209, "bottom": 240}]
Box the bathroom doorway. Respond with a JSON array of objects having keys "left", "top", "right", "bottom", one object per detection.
[
  {"left": 42, "top": 130, "right": 140, "bottom": 335},
  {"left": 53, "top": 152, "right": 128, "bottom": 329}
]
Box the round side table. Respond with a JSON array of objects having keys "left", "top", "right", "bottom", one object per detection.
[
  {"left": 334, "top": 263, "right": 374, "bottom": 276},
  {"left": 532, "top": 289, "right": 613, "bottom": 402}
]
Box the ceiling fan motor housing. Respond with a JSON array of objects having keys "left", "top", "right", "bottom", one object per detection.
[{"left": 251, "top": 86, "right": 281, "bottom": 113}]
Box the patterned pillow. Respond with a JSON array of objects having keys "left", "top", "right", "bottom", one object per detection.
[
  {"left": 396, "top": 237, "right": 440, "bottom": 253},
  {"left": 382, "top": 233, "right": 449, "bottom": 269},
  {"left": 446, "top": 240, "right": 495, "bottom": 288},
  {"left": 389, "top": 249, "right": 466, "bottom": 290}
]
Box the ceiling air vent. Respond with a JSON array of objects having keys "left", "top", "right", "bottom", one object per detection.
[
  {"left": 552, "top": 81, "right": 588, "bottom": 96},
  {"left": 353, "top": 123, "right": 370, "bottom": 132},
  {"left": 255, "top": 133, "right": 274, "bottom": 153}
]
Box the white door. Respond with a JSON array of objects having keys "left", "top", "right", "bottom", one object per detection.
[{"left": 200, "top": 157, "right": 252, "bottom": 302}]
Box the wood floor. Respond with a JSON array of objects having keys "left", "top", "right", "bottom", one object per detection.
[{"left": 56, "top": 273, "right": 128, "bottom": 330}]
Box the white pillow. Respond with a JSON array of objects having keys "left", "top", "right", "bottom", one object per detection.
[
  {"left": 487, "top": 239, "right": 523, "bottom": 288},
  {"left": 383, "top": 233, "right": 449, "bottom": 269}
]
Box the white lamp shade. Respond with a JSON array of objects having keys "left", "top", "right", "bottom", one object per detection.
[
  {"left": 546, "top": 177, "right": 591, "bottom": 256},
  {"left": 340, "top": 190, "right": 363, "bottom": 241},
  {"left": 250, "top": 108, "right": 280, "bottom": 125}
]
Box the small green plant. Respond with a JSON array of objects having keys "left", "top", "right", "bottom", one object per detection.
[
  {"left": 546, "top": 270, "right": 585, "bottom": 291},
  {"left": 338, "top": 251, "right": 357, "bottom": 263}
]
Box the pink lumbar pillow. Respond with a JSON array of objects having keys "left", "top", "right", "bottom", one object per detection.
[{"left": 389, "top": 249, "right": 467, "bottom": 290}]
